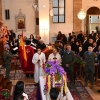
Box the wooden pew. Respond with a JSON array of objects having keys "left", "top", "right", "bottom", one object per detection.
[
  {"left": 0, "top": 78, "right": 8, "bottom": 88},
  {"left": 4, "top": 81, "right": 12, "bottom": 92}
]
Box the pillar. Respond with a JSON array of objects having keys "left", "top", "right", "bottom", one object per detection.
[
  {"left": 38, "top": 0, "right": 49, "bottom": 44},
  {"left": 73, "top": 0, "right": 82, "bottom": 33}
]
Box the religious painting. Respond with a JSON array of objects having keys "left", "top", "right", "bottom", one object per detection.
[{"left": 15, "top": 9, "right": 26, "bottom": 31}]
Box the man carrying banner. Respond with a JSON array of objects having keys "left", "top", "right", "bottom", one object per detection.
[{"left": 23, "top": 39, "right": 35, "bottom": 78}]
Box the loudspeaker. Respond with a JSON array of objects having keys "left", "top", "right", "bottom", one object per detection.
[
  {"left": 36, "top": 18, "right": 39, "bottom": 25},
  {"left": 5, "top": 9, "right": 10, "bottom": 19}
]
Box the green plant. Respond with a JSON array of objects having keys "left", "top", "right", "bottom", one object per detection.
[{"left": 1, "top": 91, "right": 10, "bottom": 98}]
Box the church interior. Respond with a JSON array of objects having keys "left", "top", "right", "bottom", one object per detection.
[{"left": 0, "top": 0, "right": 100, "bottom": 100}]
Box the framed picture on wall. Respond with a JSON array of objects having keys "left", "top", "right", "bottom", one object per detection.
[{"left": 15, "top": 9, "right": 26, "bottom": 31}]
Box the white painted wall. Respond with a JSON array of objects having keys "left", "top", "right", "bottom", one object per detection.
[
  {"left": 49, "top": 0, "right": 73, "bottom": 43},
  {"left": 2, "top": 0, "right": 35, "bottom": 38}
]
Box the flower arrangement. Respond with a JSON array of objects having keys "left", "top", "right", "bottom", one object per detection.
[
  {"left": 0, "top": 89, "right": 11, "bottom": 99},
  {"left": 44, "top": 61, "right": 67, "bottom": 99},
  {"left": 75, "top": 54, "right": 85, "bottom": 65}
]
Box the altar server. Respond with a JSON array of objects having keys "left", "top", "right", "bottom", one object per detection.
[{"left": 32, "top": 47, "right": 46, "bottom": 83}]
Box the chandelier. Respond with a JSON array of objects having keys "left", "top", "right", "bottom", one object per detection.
[{"left": 77, "top": 9, "right": 86, "bottom": 20}]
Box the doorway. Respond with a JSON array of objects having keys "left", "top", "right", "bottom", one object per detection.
[
  {"left": 89, "top": 15, "right": 100, "bottom": 33},
  {"left": 86, "top": 7, "right": 100, "bottom": 35}
]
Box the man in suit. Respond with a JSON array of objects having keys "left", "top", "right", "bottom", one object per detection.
[
  {"left": 82, "top": 36, "right": 88, "bottom": 52},
  {"left": 93, "top": 42, "right": 98, "bottom": 53},
  {"left": 95, "top": 35, "right": 100, "bottom": 47},
  {"left": 70, "top": 38, "right": 76, "bottom": 51},
  {"left": 62, "top": 44, "right": 75, "bottom": 85},
  {"left": 77, "top": 30, "right": 84, "bottom": 43},
  {"left": 89, "top": 31, "right": 96, "bottom": 41}
]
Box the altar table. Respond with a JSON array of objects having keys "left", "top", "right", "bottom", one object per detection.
[{"left": 39, "top": 76, "right": 74, "bottom": 100}]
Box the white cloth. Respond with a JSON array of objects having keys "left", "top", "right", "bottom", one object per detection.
[
  {"left": 32, "top": 52, "right": 46, "bottom": 83},
  {"left": 39, "top": 76, "right": 74, "bottom": 100},
  {"left": 48, "top": 53, "right": 61, "bottom": 63},
  {"left": 22, "top": 92, "right": 29, "bottom": 100}
]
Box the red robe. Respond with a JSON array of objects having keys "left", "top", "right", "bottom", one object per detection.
[{"left": 22, "top": 45, "right": 35, "bottom": 74}]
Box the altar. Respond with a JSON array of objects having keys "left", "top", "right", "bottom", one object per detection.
[{"left": 39, "top": 76, "right": 74, "bottom": 100}]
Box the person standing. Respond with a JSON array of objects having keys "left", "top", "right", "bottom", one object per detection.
[
  {"left": 62, "top": 44, "right": 75, "bottom": 84},
  {"left": 32, "top": 47, "right": 46, "bottom": 84},
  {"left": 3, "top": 44, "right": 15, "bottom": 79},
  {"left": 84, "top": 46, "right": 97, "bottom": 89},
  {"left": 22, "top": 39, "right": 35, "bottom": 78}
]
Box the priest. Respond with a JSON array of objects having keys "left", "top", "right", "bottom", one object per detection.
[{"left": 22, "top": 39, "right": 35, "bottom": 78}]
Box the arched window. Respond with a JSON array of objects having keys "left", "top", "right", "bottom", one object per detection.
[{"left": 52, "top": 0, "right": 65, "bottom": 23}]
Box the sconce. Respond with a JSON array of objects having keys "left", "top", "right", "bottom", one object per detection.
[
  {"left": 32, "top": 4, "right": 53, "bottom": 16},
  {"left": 32, "top": 5, "right": 38, "bottom": 11}
]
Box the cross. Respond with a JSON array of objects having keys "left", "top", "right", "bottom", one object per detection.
[{"left": 26, "top": 49, "right": 30, "bottom": 53}]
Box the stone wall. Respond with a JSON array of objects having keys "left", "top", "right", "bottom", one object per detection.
[{"left": 73, "top": 0, "right": 82, "bottom": 33}]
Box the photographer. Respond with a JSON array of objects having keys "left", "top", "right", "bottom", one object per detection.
[{"left": 3, "top": 44, "right": 18, "bottom": 79}]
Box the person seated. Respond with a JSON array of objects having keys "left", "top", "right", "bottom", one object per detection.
[
  {"left": 48, "top": 47, "right": 61, "bottom": 63},
  {"left": 17, "top": 95, "right": 27, "bottom": 100},
  {"left": 13, "top": 81, "right": 29, "bottom": 100}
]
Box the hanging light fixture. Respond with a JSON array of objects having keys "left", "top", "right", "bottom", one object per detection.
[{"left": 77, "top": 9, "right": 86, "bottom": 20}]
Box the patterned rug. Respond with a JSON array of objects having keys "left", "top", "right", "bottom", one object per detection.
[
  {"left": 69, "top": 81, "right": 93, "bottom": 100},
  {"left": 10, "top": 70, "right": 26, "bottom": 80},
  {"left": 24, "top": 84, "right": 37, "bottom": 100},
  {"left": 13, "top": 84, "right": 37, "bottom": 100}
]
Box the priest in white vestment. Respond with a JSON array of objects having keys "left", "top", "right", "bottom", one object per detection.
[
  {"left": 48, "top": 47, "right": 61, "bottom": 63},
  {"left": 32, "top": 47, "right": 46, "bottom": 83}
]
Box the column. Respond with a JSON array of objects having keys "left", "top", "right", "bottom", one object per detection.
[
  {"left": 73, "top": 0, "right": 82, "bottom": 33},
  {"left": 0, "top": 0, "right": 2, "bottom": 20},
  {"left": 35, "top": 0, "right": 39, "bottom": 35},
  {"left": 38, "top": 0, "right": 49, "bottom": 44}
]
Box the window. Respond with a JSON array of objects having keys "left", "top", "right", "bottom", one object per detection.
[{"left": 52, "top": 0, "right": 65, "bottom": 23}]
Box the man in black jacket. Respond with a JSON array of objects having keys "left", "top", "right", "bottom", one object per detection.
[{"left": 82, "top": 36, "right": 88, "bottom": 52}]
